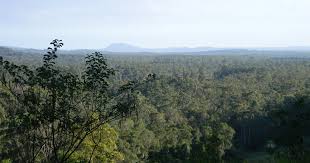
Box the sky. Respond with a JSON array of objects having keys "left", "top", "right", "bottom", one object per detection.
[{"left": 0, "top": 0, "right": 310, "bottom": 49}]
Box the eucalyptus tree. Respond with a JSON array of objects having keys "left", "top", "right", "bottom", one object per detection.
[{"left": 0, "top": 39, "right": 154, "bottom": 162}]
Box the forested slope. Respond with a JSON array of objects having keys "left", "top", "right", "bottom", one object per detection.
[{"left": 0, "top": 44, "right": 310, "bottom": 162}]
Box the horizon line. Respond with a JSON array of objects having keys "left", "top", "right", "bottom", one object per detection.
[{"left": 2, "top": 43, "right": 310, "bottom": 51}]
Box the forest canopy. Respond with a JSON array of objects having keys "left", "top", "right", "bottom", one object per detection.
[{"left": 0, "top": 40, "right": 310, "bottom": 162}]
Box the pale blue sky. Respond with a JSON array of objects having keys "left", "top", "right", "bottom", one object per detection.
[{"left": 1, "top": 0, "right": 310, "bottom": 49}]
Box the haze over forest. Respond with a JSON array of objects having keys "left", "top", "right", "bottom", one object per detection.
[{"left": 1, "top": 0, "right": 310, "bottom": 163}]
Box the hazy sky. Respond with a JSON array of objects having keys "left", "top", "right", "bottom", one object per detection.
[{"left": 1, "top": 0, "right": 310, "bottom": 49}]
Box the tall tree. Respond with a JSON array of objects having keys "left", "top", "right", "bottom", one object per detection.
[{"left": 0, "top": 39, "right": 154, "bottom": 162}]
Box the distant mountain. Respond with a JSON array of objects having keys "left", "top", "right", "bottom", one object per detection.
[
  {"left": 0, "top": 44, "right": 309, "bottom": 58},
  {"left": 104, "top": 43, "right": 310, "bottom": 53},
  {"left": 105, "top": 43, "right": 143, "bottom": 52},
  {"left": 251, "top": 46, "right": 310, "bottom": 51},
  {"left": 0, "top": 46, "right": 97, "bottom": 56},
  {"left": 104, "top": 43, "right": 224, "bottom": 53}
]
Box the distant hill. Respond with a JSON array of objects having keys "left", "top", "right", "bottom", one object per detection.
[
  {"left": 0, "top": 46, "right": 97, "bottom": 57},
  {"left": 0, "top": 44, "right": 309, "bottom": 58},
  {"left": 104, "top": 43, "right": 224, "bottom": 53},
  {"left": 103, "top": 43, "right": 310, "bottom": 53},
  {"left": 252, "top": 46, "right": 310, "bottom": 51},
  {"left": 105, "top": 43, "right": 143, "bottom": 52}
]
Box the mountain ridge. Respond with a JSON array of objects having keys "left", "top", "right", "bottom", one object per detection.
[
  {"left": 1, "top": 43, "right": 310, "bottom": 55},
  {"left": 103, "top": 43, "right": 310, "bottom": 53}
]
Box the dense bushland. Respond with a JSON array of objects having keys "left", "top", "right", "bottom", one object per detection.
[{"left": 0, "top": 41, "right": 310, "bottom": 162}]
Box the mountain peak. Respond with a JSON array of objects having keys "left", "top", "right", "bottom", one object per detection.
[
  {"left": 104, "top": 43, "right": 218, "bottom": 53},
  {"left": 105, "top": 43, "right": 142, "bottom": 52}
]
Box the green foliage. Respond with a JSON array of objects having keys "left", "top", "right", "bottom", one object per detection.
[
  {"left": 270, "top": 95, "right": 310, "bottom": 160},
  {"left": 70, "top": 124, "right": 124, "bottom": 163},
  {"left": 204, "top": 123, "right": 235, "bottom": 160},
  {"left": 1, "top": 45, "right": 309, "bottom": 162},
  {"left": 0, "top": 40, "right": 151, "bottom": 162}
]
